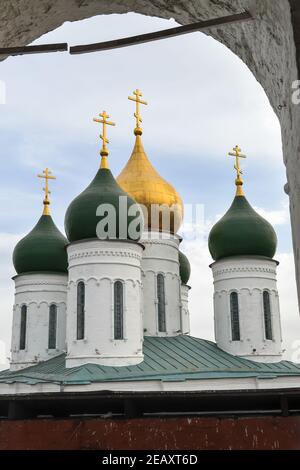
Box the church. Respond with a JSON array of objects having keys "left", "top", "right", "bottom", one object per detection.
[{"left": 0, "top": 90, "right": 300, "bottom": 432}]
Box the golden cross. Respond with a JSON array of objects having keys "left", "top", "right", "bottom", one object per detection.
[
  {"left": 37, "top": 167, "right": 56, "bottom": 215},
  {"left": 228, "top": 145, "right": 246, "bottom": 180},
  {"left": 128, "top": 89, "right": 148, "bottom": 135},
  {"left": 228, "top": 145, "right": 246, "bottom": 195},
  {"left": 93, "top": 110, "right": 116, "bottom": 161}
]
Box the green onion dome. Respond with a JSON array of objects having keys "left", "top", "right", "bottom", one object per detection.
[
  {"left": 64, "top": 167, "right": 143, "bottom": 242},
  {"left": 13, "top": 215, "right": 68, "bottom": 274},
  {"left": 179, "top": 250, "right": 191, "bottom": 285},
  {"left": 208, "top": 194, "right": 277, "bottom": 261}
]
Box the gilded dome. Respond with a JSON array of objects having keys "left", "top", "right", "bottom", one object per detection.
[{"left": 117, "top": 134, "right": 183, "bottom": 233}]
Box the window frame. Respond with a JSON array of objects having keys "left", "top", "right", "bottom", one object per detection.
[
  {"left": 263, "top": 290, "right": 273, "bottom": 341},
  {"left": 48, "top": 303, "right": 58, "bottom": 350},
  {"left": 19, "top": 304, "right": 27, "bottom": 350},
  {"left": 114, "top": 280, "right": 124, "bottom": 340},
  {"left": 230, "top": 291, "right": 240, "bottom": 341},
  {"left": 157, "top": 273, "right": 166, "bottom": 333},
  {"left": 77, "top": 281, "right": 85, "bottom": 340}
]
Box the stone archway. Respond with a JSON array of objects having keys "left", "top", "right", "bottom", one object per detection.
[{"left": 1, "top": 0, "right": 300, "bottom": 306}]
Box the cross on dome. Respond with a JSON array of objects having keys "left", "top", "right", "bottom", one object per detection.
[
  {"left": 93, "top": 110, "right": 116, "bottom": 168},
  {"left": 128, "top": 89, "right": 148, "bottom": 136},
  {"left": 37, "top": 167, "right": 56, "bottom": 215},
  {"left": 228, "top": 145, "right": 246, "bottom": 196}
]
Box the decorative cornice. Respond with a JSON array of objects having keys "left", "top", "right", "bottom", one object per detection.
[
  {"left": 15, "top": 301, "right": 67, "bottom": 308},
  {"left": 68, "top": 249, "right": 142, "bottom": 262},
  {"left": 142, "top": 238, "right": 179, "bottom": 248},
  {"left": 16, "top": 290, "right": 67, "bottom": 296},
  {"left": 68, "top": 277, "right": 142, "bottom": 287},
  {"left": 213, "top": 266, "right": 276, "bottom": 277},
  {"left": 142, "top": 269, "right": 180, "bottom": 279},
  {"left": 16, "top": 280, "right": 67, "bottom": 287},
  {"left": 214, "top": 288, "right": 278, "bottom": 296},
  {"left": 142, "top": 255, "right": 179, "bottom": 264}
]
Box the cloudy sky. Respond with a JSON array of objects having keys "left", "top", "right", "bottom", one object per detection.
[{"left": 0, "top": 12, "right": 299, "bottom": 367}]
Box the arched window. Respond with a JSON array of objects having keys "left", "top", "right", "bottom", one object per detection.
[
  {"left": 157, "top": 274, "right": 166, "bottom": 332},
  {"left": 230, "top": 292, "right": 240, "bottom": 341},
  {"left": 77, "top": 281, "right": 85, "bottom": 340},
  {"left": 263, "top": 291, "right": 273, "bottom": 340},
  {"left": 20, "top": 305, "right": 27, "bottom": 350},
  {"left": 114, "top": 281, "right": 124, "bottom": 340},
  {"left": 48, "top": 304, "right": 57, "bottom": 350}
]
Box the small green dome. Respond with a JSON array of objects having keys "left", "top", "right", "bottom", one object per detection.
[
  {"left": 65, "top": 168, "right": 143, "bottom": 242},
  {"left": 208, "top": 195, "right": 277, "bottom": 261},
  {"left": 179, "top": 250, "right": 191, "bottom": 284},
  {"left": 13, "top": 215, "right": 68, "bottom": 274}
]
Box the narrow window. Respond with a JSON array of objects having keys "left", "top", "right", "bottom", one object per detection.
[
  {"left": 114, "top": 281, "right": 124, "bottom": 340},
  {"left": 157, "top": 274, "right": 166, "bottom": 332},
  {"left": 48, "top": 304, "right": 57, "bottom": 350},
  {"left": 20, "top": 305, "right": 27, "bottom": 350},
  {"left": 230, "top": 292, "right": 240, "bottom": 341},
  {"left": 263, "top": 291, "right": 273, "bottom": 340},
  {"left": 77, "top": 281, "right": 85, "bottom": 340}
]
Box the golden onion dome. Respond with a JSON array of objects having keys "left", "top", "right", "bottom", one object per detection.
[
  {"left": 117, "top": 89, "right": 183, "bottom": 233},
  {"left": 117, "top": 134, "right": 183, "bottom": 233}
]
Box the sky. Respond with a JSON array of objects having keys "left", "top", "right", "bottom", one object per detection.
[{"left": 0, "top": 12, "right": 299, "bottom": 367}]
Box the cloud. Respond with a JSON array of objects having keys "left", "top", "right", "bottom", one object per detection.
[
  {"left": 1, "top": 13, "right": 283, "bottom": 166},
  {"left": 254, "top": 202, "right": 290, "bottom": 226},
  {"left": 0, "top": 13, "right": 288, "bottom": 239}
]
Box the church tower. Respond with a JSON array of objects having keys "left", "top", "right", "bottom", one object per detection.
[
  {"left": 117, "top": 90, "right": 190, "bottom": 337},
  {"left": 64, "top": 111, "right": 144, "bottom": 368},
  {"left": 11, "top": 169, "right": 68, "bottom": 371},
  {"left": 208, "top": 146, "right": 282, "bottom": 362}
]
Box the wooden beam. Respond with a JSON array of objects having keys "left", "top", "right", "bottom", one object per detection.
[
  {"left": 70, "top": 11, "right": 253, "bottom": 55},
  {"left": 0, "top": 43, "right": 68, "bottom": 57}
]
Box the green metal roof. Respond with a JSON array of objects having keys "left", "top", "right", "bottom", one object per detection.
[
  {"left": 208, "top": 195, "right": 277, "bottom": 261},
  {"left": 1, "top": 336, "right": 300, "bottom": 386},
  {"left": 65, "top": 168, "right": 142, "bottom": 242},
  {"left": 179, "top": 250, "right": 191, "bottom": 285},
  {"left": 13, "top": 214, "right": 68, "bottom": 275}
]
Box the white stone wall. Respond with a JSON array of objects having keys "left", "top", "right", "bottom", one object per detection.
[
  {"left": 10, "top": 273, "right": 67, "bottom": 371},
  {"left": 181, "top": 284, "right": 190, "bottom": 335},
  {"left": 211, "top": 257, "right": 283, "bottom": 362},
  {"left": 141, "top": 231, "right": 182, "bottom": 336},
  {"left": 66, "top": 239, "right": 144, "bottom": 368}
]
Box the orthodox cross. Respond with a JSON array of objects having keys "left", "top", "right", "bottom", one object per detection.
[
  {"left": 93, "top": 111, "right": 116, "bottom": 168},
  {"left": 128, "top": 89, "right": 148, "bottom": 135},
  {"left": 228, "top": 145, "right": 246, "bottom": 195},
  {"left": 228, "top": 145, "right": 246, "bottom": 180},
  {"left": 37, "top": 168, "right": 56, "bottom": 215}
]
